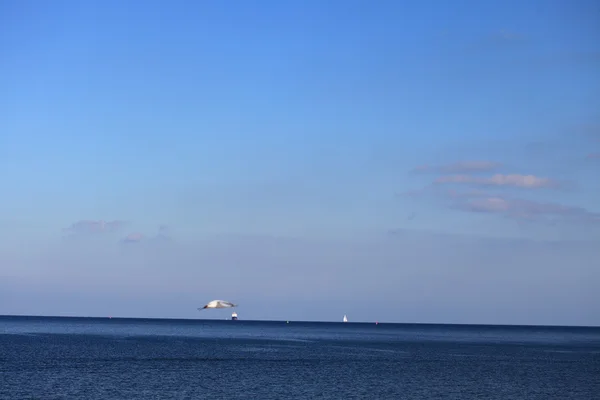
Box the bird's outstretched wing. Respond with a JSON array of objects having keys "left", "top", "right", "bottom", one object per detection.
[{"left": 197, "top": 300, "right": 238, "bottom": 310}]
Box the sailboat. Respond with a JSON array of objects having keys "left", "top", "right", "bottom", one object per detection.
[{"left": 343, "top": 315, "right": 348, "bottom": 323}]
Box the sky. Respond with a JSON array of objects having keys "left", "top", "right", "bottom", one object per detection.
[{"left": 1, "top": 0, "right": 599, "bottom": 325}]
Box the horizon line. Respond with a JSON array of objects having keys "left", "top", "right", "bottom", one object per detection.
[{"left": 1, "top": 314, "right": 598, "bottom": 329}]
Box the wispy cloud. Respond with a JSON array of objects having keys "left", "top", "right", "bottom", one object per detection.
[
  {"left": 398, "top": 185, "right": 490, "bottom": 200},
  {"left": 121, "top": 233, "right": 144, "bottom": 244},
  {"left": 587, "top": 153, "right": 600, "bottom": 159},
  {"left": 460, "top": 196, "right": 600, "bottom": 224},
  {"left": 120, "top": 225, "right": 172, "bottom": 245},
  {"left": 434, "top": 173, "right": 558, "bottom": 189},
  {"left": 412, "top": 161, "right": 501, "bottom": 174},
  {"left": 63, "top": 220, "right": 126, "bottom": 236},
  {"left": 401, "top": 183, "right": 598, "bottom": 225}
]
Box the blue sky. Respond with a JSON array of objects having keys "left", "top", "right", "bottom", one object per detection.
[{"left": 1, "top": 0, "right": 599, "bottom": 325}]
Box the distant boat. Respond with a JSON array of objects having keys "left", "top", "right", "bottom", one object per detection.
[
  {"left": 231, "top": 312, "right": 238, "bottom": 321},
  {"left": 343, "top": 315, "right": 348, "bottom": 323}
]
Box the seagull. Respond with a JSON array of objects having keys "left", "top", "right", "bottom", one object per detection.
[{"left": 198, "top": 300, "right": 237, "bottom": 310}]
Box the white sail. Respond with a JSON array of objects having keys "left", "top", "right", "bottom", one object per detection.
[{"left": 343, "top": 315, "right": 348, "bottom": 323}]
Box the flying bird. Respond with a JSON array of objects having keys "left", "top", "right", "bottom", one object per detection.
[{"left": 198, "top": 300, "right": 238, "bottom": 310}]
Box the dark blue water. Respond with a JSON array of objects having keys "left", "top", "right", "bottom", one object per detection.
[{"left": 1, "top": 316, "right": 599, "bottom": 399}]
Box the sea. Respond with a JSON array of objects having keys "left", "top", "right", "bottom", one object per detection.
[{"left": 1, "top": 316, "right": 599, "bottom": 399}]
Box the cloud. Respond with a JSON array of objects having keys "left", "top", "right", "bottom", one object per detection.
[
  {"left": 412, "top": 161, "right": 501, "bottom": 174},
  {"left": 401, "top": 183, "right": 598, "bottom": 225},
  {"left": 397, "top": 185, "right": 491, "bottom": 200},
  {"left": 120, "top": 225, "right": 172, "bottom": 245},
  {"left": 62, "top": 221, "right": 172, "bottom": 247},
  {"left": 121, "top": 232, "right": 144, "bottom": 244},
  {"left": 587, "top": 153, "right": 600, "bottom": 159},
  {"left": 434, "top": 173, "right": 558, "bottom": 189},
  {"left": 459, "top": 195, "right": 600, "bottom": 224},
  {"left": 63, "top": 220, "right": 126, "bottom": 236}
]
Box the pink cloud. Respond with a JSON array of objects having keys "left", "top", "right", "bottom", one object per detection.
[
  {"left": 402, "top": 184, "right": 599, "bottom": 224},
  {"left": 413, "top": 161, "right": 501, "bottom": 174},
  {"left": 435, "top": 173, "right": 557, "bottom": 189},
  {"left": 587, "top": 153, "right": 600, "bottom": 159},
  {"left": 122, "top": 232, "right": 144, "bottom": 243},
  {"left": 461, "top": 196, "right": 600, "bottom": 223}
]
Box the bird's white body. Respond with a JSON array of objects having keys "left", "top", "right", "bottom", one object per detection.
[{"left": 199, "top": 300, "right": 237, "bottom": 310}]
